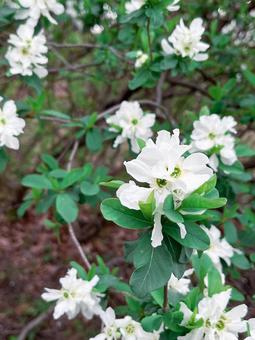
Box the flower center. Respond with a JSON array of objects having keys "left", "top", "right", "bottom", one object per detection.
[
  {"left": 131, "top": 118, "right": 138, "bottom": 125},
  {"left": 125, "top": 323, "right": 135, "bottom": 335},
  {"left": 21, "top": 47, "right": 30, "bottom": 55},
  {"left": 63, "top": 291, "right": 69, "bottom": 299},
  {"left": 0, "top": 117, "right": 6, "bottom": 126},
  {"left": 208, "top": 132, "right": 216, "bottom": 140},
  {"left": 170, "top": 166, "right": 182, "bottom": 178},
  {"left": 205, "top": 319, "right": 211, "bottom": 327},
  {"left": 156, "top": 178, "right": 167, "bottom": 188}
]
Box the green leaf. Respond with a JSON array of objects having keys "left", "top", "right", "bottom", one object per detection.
[
  {"left": 129, "top": 68, "right": 150, "bottom": 90},
  {"left": 70, "top": 261, "right": 87, "bottom": 280},
  {"left": 56, "top": 193, "right": 78, "bottom": 223},
  {"left": 0, "top": 148, "right": 8, "bottom": 172},
  {"left": 80, "top": 181, "right": 100, "bottom": 196},
  {"left": 243, "top": 69, "right": 255, "bottom": 87},
  {"left": 100, "top": 180, "right": 124, "bottom": 189},
  {"left": 164, "top": 222, "right": 210, "bottom": 251},
  {"left": 194, "top": 175, "right": 217, "bottom": 195},
  {"left": 224, "top": 221, "right": 237, "bottom": 244},
  {"left": 231, "top": 288, "right": 245, "bottom": 302},
  {"left": 207, "top": 267, "right": 224, "bottom": 296},
  {"left": 61, "top": 168, "right": 84, "bottom": 189},
  {"left": 231, "top": 253, "right": 251, "bottom": 270},
  {"left": 130, "top": 241, "right": 173, "bottom": 297},
  {"left": 141, "top": 314, "right": 163, "bottom": 332},
  {"left": 236, "top": 143, "right": 255, "bottom": 157},
  {"left": 41, "top": 154, "right": 59, "bottom": 170},
  {"left": 163, "top": 195, "right": 184, "bottom": 224},
  {"left": 139, "top": 192, "right": 155, "bottom": 221},
  {"left": 101, "top": 198, "right": 150, "bottom": 229},
  {"left": 41, "top": 110, "right": 71, "bottom": 120},
  {"left": 22, "top": 174, "right": 52, "bottom": 190},
  {"left": 180, "top": 193, "right": 226, "bottom": 210},
  {"left": 86, "top": 127, "right": 102, "bottom": 153}
]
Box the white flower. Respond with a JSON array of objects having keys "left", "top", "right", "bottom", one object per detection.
[
  {"left": 106, "top": 101, "right": 155, "bottom": 154},
  {"left": 90, "top": 24, "right": 104, "bottom": 35},
  {"left": 103, "top": 4, "right": 117, "bottom": 23},
  {"left": 42, "top": 268, "right": 102, "bottom": 320},
  {"left": 191, "top": 114, "right": 237, "bottom": 171},
  {"left": 90, "top": 307, "right": 121, "bottom": 340},
  {"left": 161, "top": 18, "right": 209, "bottom": 61},
  {"left": 0, "top": 99, "right": 25, "bottom": 150},
  {"left": 203, "top": 225, "right": 239, "bottom": 273},
  {"left": 116, "top": 316, "right": 158, "bottom": 340},
  {"left": 15, "top": 0, "right": 64, "bottom": 26},
  {"left": 167, "top": 0, "right": 180, "bottom": 12},
  {"left": 178, "top": 289, "right": 248, "bottom": 340},
  {"left": 5, "top": 24, "right": 48, "bottom": 78},
  {"left": 135, "top": 51, "right": 149, "bottom": 68},
  {"left": 168, "top": 269, "right": 194, "bottom": 295},
  {"left": 117, "top": 130, "right": 213, "bottom": 247},
  {"left": 66, "top": 0, "right": 85, "bottom": 31},
  {"left": 125, "top": 0, "right": 145, "bottom": 14},
  {"left": 245, "top": 319, "right": 255, "bottom": 340}
]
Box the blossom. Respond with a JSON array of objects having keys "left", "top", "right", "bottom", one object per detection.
[
  {"left": 125, "top": 0, "right": 145, "bottom": 14},
  {"left": 245, "top": 319, "right": 255, "bottom": 340},
  {"left": 203, "top": 225, "right": 240, "bottom": 274},
  {"left": 191, "top": 114, "right": 237, "bottom": 171},
  {"left": 134, "top": 51, "right": 149, "bottom": 68},
  {"left": 91, "top": 24, "right": 104, "bottom": 35},
  {"left": 106, "top": 101, "right": 155, "bottom": 154},
  {"left": 0, "top": 98, "right": 25, "bottom": 150},
  {"left": 90, "top": 307, "right": 121, "bottom": 340},
  {"left": 66, "top": 0, "right": 85, "bottom": 31},
  {"left": 5, "top": 24, "right": 48, "bottom": 78},
  {"left": 116, "top": 316, "right": 160, "bottom": 340},
  {"left": 42, "top": 268, "right": 102, "bottom": 320},
  {"left": 103, "top": 4, "right": 118, "bottom": 23},
  {"left": 117, "top": 129, "right": 213, "bottom": 247},
  {"left": 178, "top": 289, "right": 248, "bottom": 340},
  {"left": 167, "top": 0, "right": 180, "bottom": 12},
  {"left": 161, "top": 18, "right": 209, "bottom": 61},
  {"left": 168, "top": 269, "right": 194, "bottom": 295},
  {"left": 15, "top": 0, "right": 64, "bottom": 26}
]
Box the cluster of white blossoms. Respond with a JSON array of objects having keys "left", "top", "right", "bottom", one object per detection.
[
  {"left": 203, "top": 225, "right": 240, "bottom": 274},
  {"left": 0, "top": 97, "right": 25, "bottom": 150},
  {"left": 90, "top": 307, "right": 161, "bottom": 340},
  {"left": 191, "top": 114, "right": 237, "bottom": 171},
  {"left": 125, "top": 0, "right": 180, "bottom": 14},
  {"left": 117, "top": 129, "right": 213, "bottom": 247},
  {"left": 106, "top": 101, "right": 156, "bottom": 154},
  {"left": 162, "top": 18, "right": 209, "bottom": 61},
  {"left": 179, "top": 289, "right": 247, "bottom": 340},
  {"left": 168, "top": 268, "right": 194, "bottom": 295},
  {"left": 42, "top": 268, "right": 102, "bottom": 320},
  {"left": 5, "top": 24, "right": 48, "bottom": 78}
]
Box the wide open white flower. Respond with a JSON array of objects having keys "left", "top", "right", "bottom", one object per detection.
[
  {"left": 125, "top": 0, "right": 145, "bottom": 14},
  {"left": 117, "top": 130, "right": 213, "bottom": 247},
  {"left": 168, "top": 268, "right": 194, "bottom": 295},
  {"left": 245, "top": 319, "right": 255, "bottom": 340},
  {"left": 15, "top": 0, "right": 64, "bottom": 26},
  {"left": 191, "top": 114, "right": 237, "bottom": 170},
  {"left": 90, "top": 307, "right": 121, "bottom": 340},
  {"left": 0, "top": 99, "right": 25, "bottom": 150},
  {"left": 5, "top": 24, "right": 48, "bottom": 78},
  {"left": 116, "top": 316, "right": 160, "bottom": 340},
  {"left": 106, "top": 101, "right": 155, "bottom": 154},
  {"left": 42, "top": 268, "right": 102, "bottom": 320},
  {"left": 203, "top": 225, "right": 239, "bottom": 273},
  {"left": 161, "top": 18, "right": 209, "bottom": 61},
  {"left": 167, "top": 0, "right": 180, "bottom": 12},
  {"left": 178, "top": 289, "right": 248, "bottom": 340}
]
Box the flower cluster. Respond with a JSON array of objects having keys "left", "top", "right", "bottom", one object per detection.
[
  {"left": 179, "top": 289, "right": 247, "bottom": 340},
  {"left": 168, "top": 268, "right": 194, "bottom": 295},
  {"left": 42, "top": 268, "right": 102, "bottom": 320},
  {"left": 162, "top": 18, "right": 209, "bottom": 61},
  {"left": 90, "top": 307, "right": 161, "bottom": 340},
  {"left": 125, "top": 0, "right": 145, "bottom": 14},
  {"left": 5, "top": 24, "right": 48, "bottom": 78},
  {"left": 106, "top": 101, "right": 156, "bottom": 154},
  {"left": 117, "top": 129, "right": 213, "bottom": 247},
  {"left": 0, "top": 97, "right": 25, "bottom": 150},
  {"left": 191, "top": 114, "right": 237, "bottom": 170}
]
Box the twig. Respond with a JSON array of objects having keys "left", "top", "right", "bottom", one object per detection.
[
  {"left": 49, "top": 62, "right": 102, "bottom": 74},
  {"left": 17, "top": 307, "right": 54, "bottom": 340},
  {"left": 163, "top": 285, "right": 169, "bottom": 312},
  {"left": 66, "top": 140, "right": 92, "bottom": 271}
]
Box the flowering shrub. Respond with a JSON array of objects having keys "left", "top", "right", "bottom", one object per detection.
[{"left": 1, "top": 0, "right": 255, "bottom": 339}]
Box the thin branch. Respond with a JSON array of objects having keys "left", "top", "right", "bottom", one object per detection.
[
  {"left": 66, "top": 140, "right": 92, "bottom": 271},
  {"left": 163, "top": 285, "right": 169, "bottom": 312},
  {"left": 49, "top": 62, "right": 102, "bottom": 74},
  {"left": 17, "top": 307, "right": 54, "bottom": 340}
]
